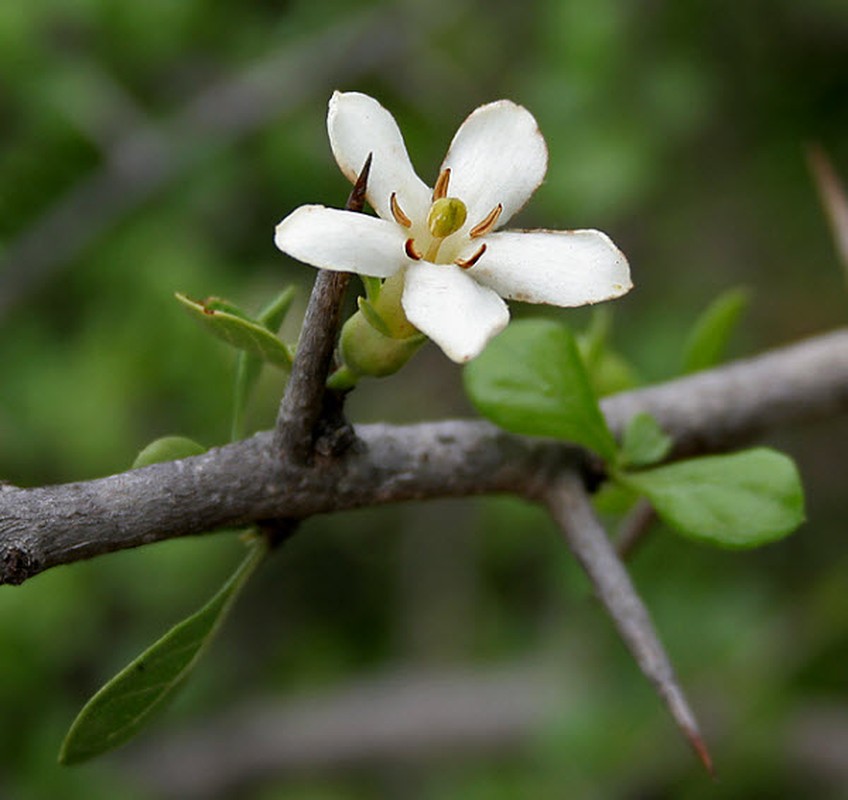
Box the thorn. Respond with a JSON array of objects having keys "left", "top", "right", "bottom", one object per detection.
[
  {"left": 346, "top": 153, "right": 372, "bottom": 213},
  {"left": 806, "top": 144, "right": 848, "bottom": 275},
  {"left": 690, "top": 729, "right": 717, "bottom": 779},
  {"left": 545, "top": 471, "right": 714, "bottom": 777}
]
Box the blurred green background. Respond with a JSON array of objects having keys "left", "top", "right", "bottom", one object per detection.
[{"left": 1, "top": 0, "right": 848, "bottom": 797}]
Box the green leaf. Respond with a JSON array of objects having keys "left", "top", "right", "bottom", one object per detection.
[
  {"left": 231, "top": 286, "right": 296, "bottom": 440},
  {"left": 202, "top": 297, "right": 252, "bottom": 320},
  {"left": 257, "top": 285, "right": 296, "bottom": 332},
  {"left": 176, "top": 293, "right": 293, "bottom": 369},
  {"left": 357, "top": 296, "right": 392, "bottom": 337},
  {"left": 132, "top": 436, "right": 207, "bottom": 468},
  {"left": 230, "top": 352, "right": 263, "bottom": 441},
  {"left": 617, "top": 448, "right": 805, "bottom": 548},
  {"left": 577, "top": 308, "right": 640, "bottom": 396},
  {"left": 463, "top": 319, "right": 618, "bottom": 460},
  {"left": 578, "top": 306, "right": 613, "bottom": 371},
  {"left": 682, "top": 288, "right": 749, "bottom": 373},
  {"left": 618, "top": 413, "right": 673, "bottom": 469},
  {"left": 59, "top": 541, "right": 267, "bottom": 765},
  {"left": 361, "top": 275, "right": 382, "bottom": 302}
]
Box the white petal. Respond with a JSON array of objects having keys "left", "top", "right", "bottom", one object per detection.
[
  {"left": 469, "top": 229, "right": 632, "bottom": 306},
  {"left": 401, "top": 262, "right": 509, "bottom": 363},
  {"left": 275, "top": 205, "right": 406, "bottom": 278},
  {"left": 441, "top": 100, "right": 548, "bottom": 231},
  {"left": 327, "top": 91, "right": 431, "bottom": 226}
]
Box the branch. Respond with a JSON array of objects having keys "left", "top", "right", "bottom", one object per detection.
[
  {"left": 1, "top": 327, "right": 847, "bottom": 585},
  {"left": 274, "top": 155, "right": 371, "bottom": 463}
]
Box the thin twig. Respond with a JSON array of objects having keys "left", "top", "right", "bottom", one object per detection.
[
  {"left": 273, "top": 154, "right": 371, "bottom": 464},
  {"left": 615, "top": 498, "right": 657, "bottom": 559},
  {"left": 544, "top": 470, "right": 714, "bottom": 775}
]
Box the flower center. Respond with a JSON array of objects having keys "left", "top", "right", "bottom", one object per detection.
[{"left": 390, "top": 168, "right": 502, "bottom": 270}]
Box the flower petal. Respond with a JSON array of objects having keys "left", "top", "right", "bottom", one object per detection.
[
  {"left": 401, "top": 262, "right": 509, "bottom": 363},
  {"left": 468, "top": 229, "right": 632, "bottom": 306},
  {"left": 275, "top": 205, "right": 406, "bottom": 278},
  {"left": 328, "top": 91, "right": 431, "bottom": 226},
  {"left": 441, "top": 100, "right": 548, "bottom": 231}
]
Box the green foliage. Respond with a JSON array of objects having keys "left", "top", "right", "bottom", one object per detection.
[
  {"left": 682, "top": 288, "right": 749, "bottom": 373},
  {"left": 132, "top": 436, "right": 207, "bottom": 468},
  {"left": 229, "top": 286, "right": 297, "bottom": 440},
  {"left": 578, "top": 308, "right": 641, "bottom": 396},
  {"left": 356, "top": 296, "right": 393, "bottom": 337},
  {"left": 463, "top": 319, "right": 618, "bottom": 460},
  {"left": 617, "top": 448, "right": 805, "bottom": 548},
  {"left": 59, "top": 539, "right": 267, "bottom": 765},
  {"left": 175, "top": 293, "right": 294, "bottom": 370},
  {"left": 617, "top": 412, "right": 673, "bottom": 469}
]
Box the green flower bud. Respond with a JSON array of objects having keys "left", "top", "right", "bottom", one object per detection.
[{"left": 338, "top": 311, "right": 425, "bottom": 380}]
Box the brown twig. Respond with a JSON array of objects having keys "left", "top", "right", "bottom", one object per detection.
[
  {"left": 273, "top": 154, "right": 372, "bottom": 464},
  {"left": 544, "top": 470, "right": 714, "bottom": 775}
]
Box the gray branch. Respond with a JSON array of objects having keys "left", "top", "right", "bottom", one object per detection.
[
  {"left": 1, "top": 327, "right": 848, "bottom": 586},
  {"left": 274, "top": 154, "right": 371, "bottom": 463}
]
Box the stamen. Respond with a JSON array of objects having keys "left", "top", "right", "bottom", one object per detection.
[
  {"left": 432, "top": 168, "right": 451, "bottom": 201},
  {"left": 390, "top": 192, "right": 412, "bottom": 228},
  {"left": 455, "top": 243, "right": 487, "bottom": 269},
  {"left": 405, "top": 238, "right": 423, "bottom": 260},
  {"left": 469, "top": 203, "right": 503, "bottom": 238}
]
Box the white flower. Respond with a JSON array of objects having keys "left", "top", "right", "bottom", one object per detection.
[{"left": 275, "top": 91, "right": 632, "bottom": 363}]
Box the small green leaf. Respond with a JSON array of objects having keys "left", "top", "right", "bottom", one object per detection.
[
  {"left": 578, "top": 306, "right": 613, "bottom": 371},
  {"left": 357, "top": 296, "right": 392, "bottom": 337},
  {"left": 132, "top": 436, "right": 207, "bottom": 469},
  {"left": 257, "top": 285, "right": 296, "bottom": 332},
  {"left": 618, "top": 413, "right": 673, "bottom": 469},
  {"left": 361, "top": 275, "right": 382, "bottom": 302},
  {"left": 231, "top": 352, "right": 263, "bottom": 441},
  {"left": 617, "top": 448, "right": 805, "bottom": 548},
  {"left": 59, "top": 541, "right": 267, "bottom": 765},
  {"left": 682, "top": 288, "right": 749, "bottom": 373},
  {"left": 176, "top": 293, "right": 293, "bottom": 369},
  {"left": 577, "top": 309, "right": 640, "bottom": 396},
  {"left": 202, "top": 297, "right": 252, "bottom": 320},
  {"left": 231, "top": 287, "right": 296, "bottom": 440},
  {"left": 463, "top": 319, "right": 618, "bottom": 460}
]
